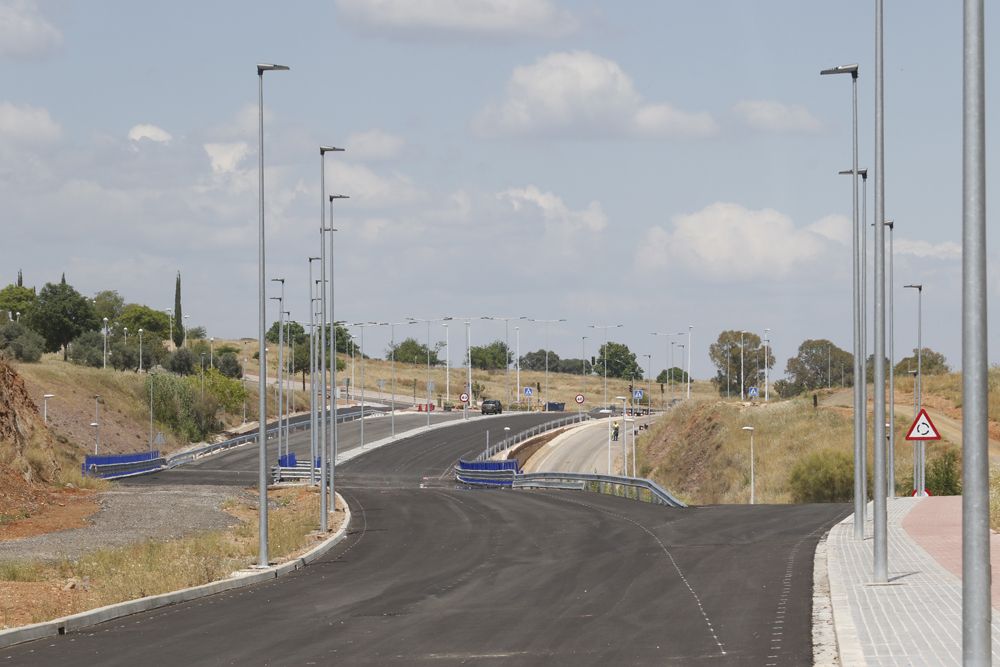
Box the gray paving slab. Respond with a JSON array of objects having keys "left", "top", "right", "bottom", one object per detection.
[{"left": 827, "top": 497, "right": 1000, "bottom": 665}]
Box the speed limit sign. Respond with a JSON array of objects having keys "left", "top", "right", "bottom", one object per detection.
[
  {"left": 575, "top": 394, "right": 585, "bottom": 404},
  {"left": 459, "top": 392, "right": 470, "bottom": 403}
]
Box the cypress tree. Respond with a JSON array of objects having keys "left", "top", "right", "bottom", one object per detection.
[
  {"left": 16, "top": 269, "right": 22, "bottom": 287},
  {"left": 173, "top": 271, "right": 184, "bottom": 348}
]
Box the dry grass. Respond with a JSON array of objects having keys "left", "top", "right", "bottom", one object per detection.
[
  {"left": 0, "top": 486, "right": 337, "bottom": 627},
  {"left": 635, "top": 397, "right": 921, "bottom": 505}
]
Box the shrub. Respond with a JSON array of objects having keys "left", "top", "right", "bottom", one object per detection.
[
  {"left": 166, "top": 348, "right": 196, "bottom": 375},
  {"left": 926, "top": 448, "right": 962, "bottom": 496},
  {"left": 217, "top": 353, "right": 242, "bottom": 379},
  {"left": 67, "top": 330, "right": 106, "bottom": 368},
  {"left": 789, "top": 449, "right": 855, "bottom": 503},
  {"left": 0, "top": 322, "right": 44, "bottom": 362}
]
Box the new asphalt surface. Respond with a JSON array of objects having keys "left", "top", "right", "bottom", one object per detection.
[{"left": 7, "top": 412, "right": 849, "bottom": 665}]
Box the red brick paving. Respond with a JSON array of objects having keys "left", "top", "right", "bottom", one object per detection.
[{"left": 901, "top": 495, "right": 1000, "bottom": 609}]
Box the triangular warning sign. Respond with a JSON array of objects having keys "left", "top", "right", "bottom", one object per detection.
[{"left": 905, "top": 408, "right": 941, "bottom": 441}]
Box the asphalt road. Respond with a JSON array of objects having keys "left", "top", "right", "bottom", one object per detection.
[
  {"left": 8, "top": 412, "right": 849, "bottom": 666},
  {"left": 522, "top": 415, "right": 658, "bottom": 475}
]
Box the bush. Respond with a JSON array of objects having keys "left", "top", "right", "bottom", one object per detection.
[
  {"left": 166, "top": 348, "right": 196, "bottom": 375},
  {"left": 67, "top": 330, "right": 106, "bottom": 368},
  {"left": 926, "top": 448, "right": 962, "bottom": 496},
  {"left": 0, "top": 322, "right": 44, "bottom": 362},
  {"left": 789, "top": 449, "right": 855, "bottom": 503},
  {"left": 217, "top": 353, "right": 242, "bottom": 379}
]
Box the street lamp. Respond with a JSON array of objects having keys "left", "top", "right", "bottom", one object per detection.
[
  {"left": 589, "top": 323, "right": 623, "bottom": 407},
  {"left": 328, "top": 194, "right": 348, "bottom": 517},
  {"left": 307, "top": 257, "right": 320, "bottom": 485},
  {"left": 642, "top": 353, "right": 652, "bottom": 412},
  {"left": 138, "top": 329, "right": 144, "bottom": 372},
  {"left": 93, "top": 394, "right": 101, "bottom": 455},
  {"left": 822, "top": 61, "right": 866, "bottom": 543},
  {"left": 741, "top": 426, "right": 755, "bottom": 504},
  {"left": 42, "top": 393, "right": 54, "bottom": 425},
  {"left": 763, "top": 328, "right": 771, "bottom": 402},
  {"left": 528, "top": 318, "right": 566, "bottom": 410},
  {"left": 904, "top": 283, "right": 924, "bottom": 497},
  {"left": 210, "top": 337, "right": 215, "bottom": 368},
  {"left": 885, "top": 219, "right": 896, "bottom": 498},
  {"left": 256, "top": 61, "right": 289, "bottom": 568},
  {"left": 123, "top": 327, "right": 128, "bottom": 345},
  {"left": 615, "top": 395, "right": 628, "bottom": 476},
  {"left": 740, "top": 331, "right": 746, "bottom": 401},
  {"left": 102, "top": 317, "right": 109, "bottom": 369},
  {"left": 269, "top": 283, "right": 285, "bottom": 460},
  {"left": 183, "top": 314, "right": 190, "bottom": 347}
]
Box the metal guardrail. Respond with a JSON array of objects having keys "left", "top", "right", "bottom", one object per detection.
[
  {"left": 270, "top": 461, "right": 325, "bottom": 483},
  {"left": 165, "top": 407, "right": 383, "bottom": 469},
  {"left": 86, "top": 457, "right": 167, "bottom": 479},
  {"left": 475, "top": 413, "right": 591, "bottom": 460},
  {"left": 514, "top": 472, "right": 686, "bottom": 507}
]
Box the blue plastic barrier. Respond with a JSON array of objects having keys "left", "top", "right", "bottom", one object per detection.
[
  {"left": 82, "top": 451, "right": 160, "bottom": 476},
  {"left": 278, "top": 452, "right": 298, "bottom": 468}
]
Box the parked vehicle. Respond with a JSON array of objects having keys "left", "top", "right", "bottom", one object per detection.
[{"left": 481, "top": 399, "right": 503, "bottom": 415}]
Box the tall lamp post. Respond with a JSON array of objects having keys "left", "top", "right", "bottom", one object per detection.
[
  {"left": 93, "top": 394, "right": 101, "bottom": 455},
  {"left": 885, "top": 220, "right": 895, "bottom": 497},
  {"left": 308, "top": 257, "right": 320, "bottom": 484},
  {"left": 327, "top": 192, "right": 348, "bottom": 519},
  {"left": 741, "top": 426, "right": 755, "bottom": 504},
  {"left": 589, "top": 323, "right": 623, "bottom": 406},
  {"left": 763, "top": 328, "right": 771, "bottom": 402},
  {"left": 904, "top": 284, "right": 924, "bottom": 497},
  {"left": 961, "top": 1, "right": 989, "bottom": 656},
  {"left": 822, "top": 61, "right": 866, "bottom": 542},
  {"left": 102, "top": 317, "right": 109, "bottom": 369},
  {"left": 256, "top": 62, "right": 288, "bottom": 567},
  {"left": 442, "top": 322, "right": 450, "bottom": 404},
  {"left": 138, "top": 329, "right": 144, "bottom": 372},
  {"left": 529, "top": 317, "right": 566, "bottom": 410},
  {"left": 615, "top": 395, "right": 628, "bottom": 476},
  {"left": 684, "top": 326, "right": 692, "bottom": 398}
]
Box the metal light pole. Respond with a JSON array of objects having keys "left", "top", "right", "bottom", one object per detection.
[
  {"left": 904, "top": 284, "right": 924, "bottom": 496},
  {"left": 590, "top": 324, "right": 623, "bottom": 407},
  {"left": 742, "top": 426, "right": 755, "bottom": 504},
  {"left": 823, "top": 62, "right": 865, "bottom": 541},
  {"left": 328, "top": 192, "right": 347, "bottom": 516},
  {"left": 962, "top": 0, "right": 990, "bottom": 656},
  {"left": 685, "top": 326, "right": 692, "bottom": 398},
  {"left": 740, "top": 331, "right": 746, "bottom": 401},
  {"left": 308, "top": 257, "right": 319, "bottom": 484},
  {"left": 183, "top": 315, "right": 190, "bottom": 348},
  {"left": 256, "top": 62, "right": 288, "bottom": 567},
  {"left": 102, "top": 317, "right": 109, "bottom": 369},
  {"left": 514, "top": 326, "right": 520, "bottom": 404},
  {"left": 885, "top": 220, "right": 895, "bottom": 497},
  {"left": 269, "top": 283, "right": 285, "bottom": 459},
  {"left": 123, "top": 327, "right": 128, "bottom": 346},
  {"left": 352, "top": 322, "right": 377, "bottom": 448},
  {"left": 616, "top": 396, "right": 628, "bottom": 475},
  {"left": 676, "top": 344, "right": 685, "bottom": 396},
  {"left": 93, "top": 394, "right": 101, "bottom": 455},
  {"left": 43, "top": 393, "right": 54, "bottom": 425},
  {"left": 529, "top": 318, "right": 566, "bottom": 410},
  {"left": 763, "top": 328, "right": 771, "bottom": 402},
  {"left": 148, "top": 373, "right": 154, "bottom": 451},
  {"left": 407, "top": 317, "right": 445, "bottom": 425},
  {"left": 443, "top": 323, "right": 450, "bottom": 404},
  {"left": 138, "top": 329, "right": 143, "bottom": 372}
]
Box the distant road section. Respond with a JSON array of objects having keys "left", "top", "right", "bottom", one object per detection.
[{"left": 522, "top": 415, "right": 658, "bottom": 475}]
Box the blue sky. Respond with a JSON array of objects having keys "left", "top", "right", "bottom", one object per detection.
[{"left": 2, "top": 1, "right": 996, "bottom": 379}]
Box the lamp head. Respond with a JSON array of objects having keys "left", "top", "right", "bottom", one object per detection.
[
  {"left": 820, "top": 63, "right": 859, "bottom": 77},
  {"left": 320, "top": 146, "right": 345, "bottom": 154},
  {"left": 257, "top": 63, "right": 290, "bottom": 74}
]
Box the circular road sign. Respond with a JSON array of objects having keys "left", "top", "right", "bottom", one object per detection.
[
  {"left": 459, "top": 392, "right": 470, "bottom": 403},
  {"left": 575, "top": 393, "right": 585, "bottom": 404}
]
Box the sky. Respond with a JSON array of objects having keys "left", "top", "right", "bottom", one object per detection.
[{"left": 2, "top": 0, "right": 997, "bottom": 381}]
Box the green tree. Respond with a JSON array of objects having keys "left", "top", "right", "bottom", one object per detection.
[
  {"left": 783, "top": 339, "right": 853, "bottom": 396},
  {"left": 386, "top": 337, "right": 440, "bottom": 366},
  {"left": 24, "top": 281, "right": 98, "bottom": 360},
  {"left": 519, "top": 349, "right": 558, "bottom": 372},
  {"left": 470, "top": 340, "right": 511, "bottom": 370},
  {"left": 173, "top": 271, "right": 184, "bottom": 348},
  {"left": 216, "top": 352, "right": 243, "bottom": 379},
  {"left": 555, "top": 357, "right": 589, "bottom": 375},
  {"left": 266, "top": 320, "right": 306, "bottom": 345},
  {"left": 708, "top": 331, "right": 775, "bottom": 397},
  {"left": 596, "top": 341, "right": 643, "bottom": 380},
  {"left": 186, "top": 325, "right": 207, "bottom": 341},
  {"left": 0, "top": 322, "right": 44, "bottom": 362},
  {"left": 92, "top": 290, "right": 125, "bottom": 323},
  {"left": 656, "top": 367, "right": 688, "bottom": 383},
  {"left": 118, "top": 304, "right": 171, "bottom": 339},
  {"left": 166, "top": 347, "right": 196, "bottom": 375},
  {"left": 0, "top": 284, "right": 36, "bottom": 320},
  {"left": 894, "top": 348, "right": 949, "bottom": 377}
]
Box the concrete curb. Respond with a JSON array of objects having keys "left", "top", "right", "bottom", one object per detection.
[
  {"left": 826, "top": 511, "right": 866, "bottom": 666},
  {"left": 812, "top": 530, "right": 840, "bottom": 666},
  {"left": 0, "top": 495, "right": 352, "bottom": 649}
]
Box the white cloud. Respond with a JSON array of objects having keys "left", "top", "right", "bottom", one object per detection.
[
  {"left": 128, "top": 124, "right": 173, "bottom": 144},
  {"left": 732, "top": 100, "right": 823, "bottom": 134},
  {"left": 327, "top": 161, "right": 426, "bottom": 208},
  {"left": 894, "top": 238, "right": 961, "bottom": 261},
  {"left": 203, "top": 142, "right": 249, "bottom": 174},
  {"left": 0, "top": 101, "right": 60, "bottom": 144},
  {"left": 0, "top": 0, "right": 61, "bottom": 59},
  {"left": 335, "top": 0, "right": 577, "bottom": 38},
  {"left": 498, "top": 185, "right": 606, "bottom": 237},
  {"left": 346, "top": 129, "right": 405, "bottom": 161},
  {"left": 807, "top": 214, "right": 851, "bottom": 245},
  {"left": 475, "top": 51, "right": 717, "bottom": 139},
  {"left": 636, "top": 202, "right": 846, "bottom": 281}
]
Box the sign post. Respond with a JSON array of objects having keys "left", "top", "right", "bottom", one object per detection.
[
  {"left": 905, "top": 408, "right": 941, "bottom": 496},
  {"left": 575, "top": 393, "right": 585, "bottom": 415}
]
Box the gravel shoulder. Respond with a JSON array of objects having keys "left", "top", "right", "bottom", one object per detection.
[{"left": 0, "top": 484, "right": 247, "bottom": 562}]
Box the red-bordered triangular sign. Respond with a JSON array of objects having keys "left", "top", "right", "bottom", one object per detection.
[{"left": 905, "top": 408, "right": 941, "bottom": 441}]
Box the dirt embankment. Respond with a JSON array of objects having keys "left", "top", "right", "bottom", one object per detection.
[{"left": 0, "top": 359, "right": 99, "bottom": 537}]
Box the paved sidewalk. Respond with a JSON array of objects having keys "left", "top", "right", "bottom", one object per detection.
[{"left": 827, "top": 496, "right": 1000, "bottom": 665}]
